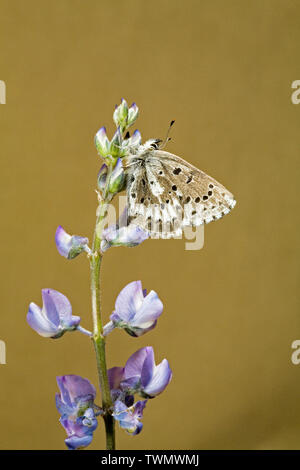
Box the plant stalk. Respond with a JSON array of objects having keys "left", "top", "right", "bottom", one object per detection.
[{"left": 90, "top": 198, "right": 115, "bottom": 450}]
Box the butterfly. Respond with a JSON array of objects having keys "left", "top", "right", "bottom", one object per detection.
[{"left": 123, "top": 137, "right": 236, "bottom": 239}]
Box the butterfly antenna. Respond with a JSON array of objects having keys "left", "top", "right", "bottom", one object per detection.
[{"left": 160, "top": 120, "right": 175, "bottom": 149}]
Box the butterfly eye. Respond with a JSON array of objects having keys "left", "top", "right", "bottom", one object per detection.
[{"left": 151, "top": 139, "right": 162, "bottom": 150}]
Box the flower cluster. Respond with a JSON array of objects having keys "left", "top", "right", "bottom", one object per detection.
[
  {"left": 108, "top": 346, "right": 172, "bottom": 435},
  {"left": 26, "top": 99, "right": 172, "bottom": 450},
  {"left": 27, "top": 280, "right": 172, "bottom": 447},
  {"left": 55, "top": 375, "right": 99, "bottom": 450}
]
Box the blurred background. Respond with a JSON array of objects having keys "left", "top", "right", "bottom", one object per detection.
[{"left": 0, "top": 0, "right": 300, "bottom": 450}]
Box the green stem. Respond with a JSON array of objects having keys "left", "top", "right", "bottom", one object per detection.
[{"left": 90, "top": 198, "right": 115, "bottom": 450}]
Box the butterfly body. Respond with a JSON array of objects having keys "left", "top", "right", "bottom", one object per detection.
[{"left": 124, "top": 142, "right": 236, "bottom": 238}]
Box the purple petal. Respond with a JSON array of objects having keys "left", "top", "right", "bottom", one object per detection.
[
  {"left": 114, "top": 281, "right": 144, "bottom": 322},
  {"left": 27, "top": 302, "right": 58, "bottom": 337},
  {"left": 55, "top": 393, "right": 73, "bottom": 416},
  {"left": 113, "top": 399, "right": 146, "bottom": 436},
  {"left": 55, "top": 226, "right": 89, "bottom": 259},
  {"left": 56, "top": 376, "right": 73, "bottom": 407},
  {"left": 113, "top": 400, "right": 128, "bottom": 415},
  {"left": 133, "top": 400, "right": 147, "bottom": 418},
  {"left": 55, "top": 226, "right": 72, "bottom": 258},
  {"left": 132, "top": 421, "right": 143, "bottom": 435},
  {"left": 133, "top": 290, "right": 163, "bottom": 326},
  {"left": 42, "top": 288, "right": 72, "bottom": 324},
  {"left": 141, "top": 347, "right": 155, "bottom": 388},
  {"left": 124, "top": 347, "right": 152, "bottom": 379},
  {"left": 65, "top": 434, "right": 93, "bottom": 450},
  {"left": 57, "top": 375, "right": 96, "bottom": 404},
  {"left": 142, "top": 359, "right": 172, "bottom": 397},
  {"left": 107, "top": 367, "right": 125, "bottom": 391}
]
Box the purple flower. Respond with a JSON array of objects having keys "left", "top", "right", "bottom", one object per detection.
[
  {"left": 56, "top": 375, "right": 98, "bottom": 450},
  {"left": 101, "top": 208, "right": 149, "bottom": 252},
  {"left": 108, "top": 280, "right": 163, "bottom": 337},
  {"left": 112, "top": 399, "right": 147, "bottom": 435},
  {"left": 55, "top": 226, "right": 89, "bottom": 259},
  {"left": 27, "top": 289, "right": 81, "bottom": 338},
  {"left": 122, "top": 347, "right": 172, "bottom": 398}
]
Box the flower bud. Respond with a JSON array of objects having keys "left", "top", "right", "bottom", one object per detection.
[
  {"left": 113, "top": 99, "right": 139, "bottom": 132},
  {"left": 113, "top": 98, "right": 129, "bottom": 131},
  {"left": 97, "top": 163, "right": 108, "bottom": 191},
  {"left": 127, "top": 102, "right": 139, "bottom": 127},
  {"left": 55, "top": 226, "right": 89, "bottom": 259},
  {"left": 95, "top": 126, "right": 110, "bottom": 157},
  {"left": 109, "top": 158, "right": 125, "bottom": 194},
  {"left": 109, "top": 127, "right": 125, "bottom": 158}
]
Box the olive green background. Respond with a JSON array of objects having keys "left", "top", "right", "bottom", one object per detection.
[{"left": 0, "top": 0, "right": 299, "bottom": 450}]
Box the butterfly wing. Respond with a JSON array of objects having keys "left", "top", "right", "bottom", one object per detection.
[{"left": 125, "top": 150, "right": 236, "bottom": 238}]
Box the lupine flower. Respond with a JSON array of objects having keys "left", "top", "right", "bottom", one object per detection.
[
  {"left": 101, "top": 208, "right": 149, "bottom": 252},
  {"left": 113, "top": 99, "right": 139, "bottom": 132},
  {"left": 112, "top": 399, "right": 147, "bottom": 435},
  {"left": 55, "top": 226, "right": 89, "bottom": 259},
  {"left": 121, "top": 347, "right": 172, "bottom": 398},
  {"left": 106, "top": 280, "right": 163, "bottom": 337},
  {"left": 56, "top": 375, "right": 98, "bottom": 450},
  {"left": 95, "top": 126, "right": 110, "bottom": 158},
  {"left": 27, "top": 289, "right": 80, "bottom": 338}
]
